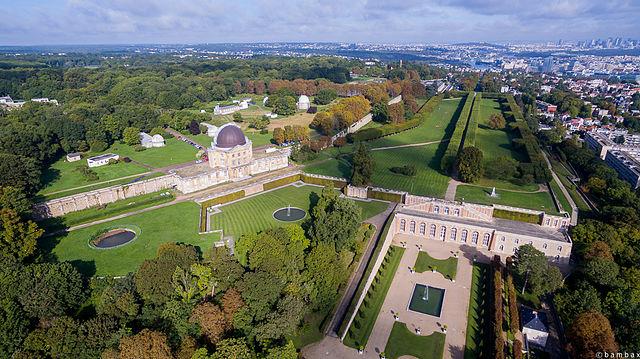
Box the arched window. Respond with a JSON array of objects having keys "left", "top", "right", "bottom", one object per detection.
[
  {"left": 400, "top": 219, "right": 406, "bottom": 231},
  {"left": 430, "top": 224, "right": 436, "bottom": 237},
  {"left": 439, "top": 226, "right": 446, "bottom": 240},
  {"left": 515, "top": 238, "right": 519, "bottom": 244},
  {"left": 482, "top": 233, "right": 490, "bottom": 246},
  {"left": 501, "top": 236, "right": 506, "bottom": 242},
  {"left": 557, "top": 246, "right": 563, "bottom": 252},
  {"left": 444, "top": 207, "right": 450, "bottom": 215},
  {"left": 513, "top": 248, "right": 518, "bottom": 253},
  {"left": 555, "top": 255, "right": 560, "bottom": 261},
  {"left": 450, "top": 228, "right": 457, "bottom": 241},
  {"left": 454, "top": 208, "right": 460, "bottom": 216},
  {"left": 461, "top": 230, "right": 468, "bottom": 242},
  {"left": 472, "top": 231, "right": 479, "bottom": 244},
  {"left": 434, "top": 206, "right": 440, "bottom": 214},
  {"left": 410, "top": 221, "right": 416, "bottom": 233},
  {"left": 419, "top": 223, "right": 426, "bottom": 235},
  {"left": 499, "top": 245, "right": 504, "bottom": 251},
  {"left": 543, "top": 243, "right": 548, "bottom": 249}
]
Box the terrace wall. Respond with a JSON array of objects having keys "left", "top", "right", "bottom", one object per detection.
[{"left": 33, "top": 174, "right": 178, "bottom": 219}]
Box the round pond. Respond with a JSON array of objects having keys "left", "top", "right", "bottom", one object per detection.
[
  {"left": 91, "top": 229, "right": 137, "bottom": 249},
  {"left": 273, "top": 207, "right": 306, "bottom": 222}
]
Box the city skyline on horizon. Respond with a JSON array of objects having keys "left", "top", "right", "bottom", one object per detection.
[{"left": 1, "top": 0, "right": 639, "bottom": 46}]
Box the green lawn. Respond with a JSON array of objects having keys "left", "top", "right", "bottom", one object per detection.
[
  {"left": 39, "top": 158, "right": 148, "bottom": 197},
  {"left": 38, "top": 137, "right": 198, "bottom": 197},
  {"left": 369, "top": 145, "right": 450, "bottom": 197},
  {"left": 367, "top": 97, "right": 463, "bottom": 148},
  {"left": 43, "top": 202, "right": 221, "bottom": 277},
  {"left": 475, "top": 98, "right": 526, "bottom": 163},
  {"left": 208, "top": 184, "right": 388, "bottom": 239},
  {"left": 464, "top": 263, "right": 491, "bottom": 359},
  {"left": 549, "top": 177, "right": 572, "bottom": 215},
  {"left": 103, "top": 137, "right": 198, "bottom": 168},
  {"left": 305, "top": 98, "right": 461, "bottom": 198},
  {"left": 385, "top": 321, "right": 446, "bottom": 359},
  {"left": 455, "top": 185, "right": 558, "bottom": 213},
  {"left": 344, "top": 246, "right": 405, "bottom": 349},
  {"left": 414, "top": 251, "right": 458, "bottom": 280}
]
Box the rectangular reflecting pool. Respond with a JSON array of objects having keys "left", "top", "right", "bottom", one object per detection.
[{"left": 408, "top": 284, "right": 445, "bottom": 317}]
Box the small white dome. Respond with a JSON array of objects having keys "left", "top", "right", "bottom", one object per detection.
[
  {"left": 152, "top": 134, "right": 164, "bottom": 143},
  {"left": 298, "top": 95, "right": 310, "bottom": 104}
]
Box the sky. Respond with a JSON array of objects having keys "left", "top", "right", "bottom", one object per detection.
[{"left": 1, "top": 0, "right": 639, "bottom": 45}]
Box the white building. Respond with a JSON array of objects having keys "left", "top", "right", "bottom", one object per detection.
[
  {"left": 140, "top": 132, "right": 166, "bottom": 148},
  {"left": 297, "top": 95, "right": 310, "bottom": 111},
  {"left": 87, "top": 153, "right": 119, "bottom": 168},
  {"left": 521, "top": 308, "right": 550, "bottom": 348},
  {"left": 66, "top": 153, "right": 82, "bottom": 162},
  {"left": 214, "top": 100, "right": 249, "bottom": 115}
]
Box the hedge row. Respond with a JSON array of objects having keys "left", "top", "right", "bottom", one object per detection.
[
  {"left": 506, "top": 273, "right": 520, "bottom": 335},
  {"left": 301, "top": 173, "right": 348, "bottom": 188},
  {"left": 492, "top": 256, "right": 505, "bottom": 359},
  {"left": 441, "top": 92, "right": 474, "bottom": 172},
  {"left": 514, "top": 339, "right": 523, "bottom": 359},
  {"left": 492, "top": 209, "right": 542, "bottom": 224},
  {"left": 367, "top": 188, "right": 404, "bottom": 202},
  {"left": 504, "top": 95, "right": 552, "bottom": 183},
  {"left": 462, "top": 92, "right": 482, "bottom": 148},
  {"left": 350, "top": 94, "right": 443, "bottom": 142},
  {"left": 263, "top": 173, "right": 301, "bottom": 191},
  {"left": 199, "top": 189, "right": 246, "bottom": 232}
]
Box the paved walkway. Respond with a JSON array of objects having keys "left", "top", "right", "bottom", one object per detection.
[
  {"left": 541, "top": 151, "right": 578, "bottom": 225},
  {"left": 303, "top": 234, "right": 479, "bottom": 359},
  {"left": 445, "top": 179, "right": 461, "bottom": 201},
  {"left": 365, "top": 234, "right": 474, "bottom": 359},
  {"left": 371, "top": 139, "right": 447, "bottom": 152}
]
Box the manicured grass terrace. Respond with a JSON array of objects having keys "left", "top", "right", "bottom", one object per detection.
[
  {"left": 455, "top": 185, "right": 559, "bottom": 214},
  {"left": 45, "top": 202, "right": 221, "bottom": 277},
  {"left": 384, "top": 321, "right": 446, "bottom": 359},
  {"left": 208, "top": 184, "right": 388, "bottom": 239}
]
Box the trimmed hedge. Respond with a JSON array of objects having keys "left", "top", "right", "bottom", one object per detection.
[
  {"left": 367, "top": 188, "right": 404, "bottom": 202},
  {"left": 199, "top": 189, "right": 246, "bottom": 232},
  {"left": 462, "top": 92, "right": 482, "bottom": 148},
  {"left": 262, "top": 173, "right": 301, "bottom": 191},
  {"left": 441, "top": 92, "right": 474, "bottom": 172},
  {"left": 301, "top": 173, "right": 348, "bottom": 188},
  {"left": 503, "top": 95, "right": 552, "bottom": 183},
  {"left": 493, "top": 209, "right": 542, "bottom": 224},
  {"left": 351, "top": 94, "right": 443, "bottom": 142},
  {"left": 514, "top": 339, "right": 523, "bottom": 359},
  {"left": 492, "top": 256, "right": 505, "bottom": 359},
  {"left": 506, "top": 273, "right": 520, "bottom": 335}
]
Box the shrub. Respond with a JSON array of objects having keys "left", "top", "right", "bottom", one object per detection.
[
  {"left": 259, "top": 128, "right": 268, "bottom": 134},
  {"left": 89, "top": 140, "right": 108, "bottom": 152},
  {"left": 507, "top": 274, "right": 520, "bottom": 334},
  {"left": 122, "top": 157, "right": 132, "bottom": 163},
  {"left": 492, "top": 258, "right": 504, "bottom": 359},
  {"left": 134, "top": 145, "right": 146, "bottom": 152},
  {"left": 389, "top": 165, "right": 416, "bottom": 176},
  {"left": 75, "top": 165, "right": 99, "bottom": 181},
  {"left": 442, "top": 92, "right": 474, "bottom": 172},
  {"left": 462, "top": 93, "right": 482, "bottom": 148}
]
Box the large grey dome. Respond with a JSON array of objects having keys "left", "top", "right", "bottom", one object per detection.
[{"left": 215, "top": 124, "right": 246, "bottom": 148}]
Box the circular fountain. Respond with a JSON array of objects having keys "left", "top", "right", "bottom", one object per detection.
[
  {"left": 90, "top": 228, "right": 137, "bottom": 249},
  {"left": 272, "top": 205, "right": 306, "bottom": 222}
]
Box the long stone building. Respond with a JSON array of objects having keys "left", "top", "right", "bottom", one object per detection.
[{"left": 392, "top": 196, "right": 572, "bottom": 264}]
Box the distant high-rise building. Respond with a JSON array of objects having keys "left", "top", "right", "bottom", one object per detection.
[
  {"left": 542, "top": 56, "right": 554, "bottom": 73},
  {"left": 557, "top": 39, "right": 563, "bottom": 46}
]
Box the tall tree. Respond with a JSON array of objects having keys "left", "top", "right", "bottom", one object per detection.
[
  {"left": 567, "top": 311, "right": 618, "bottom": 358},
  {"left": 351, "top": 142, "right": 373, "bottom": 186},
  {"left": 309, "top": 186, "right": 361, "bottom": 251},
  {"left": 118, "top": 330, "right": 173, "bottom": 359},
  {"left": 0, "top": 209, "right": 43, "bottom": 261},
  {"left": 456, "top": 146, "right": 483, "bottom": 183}
]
